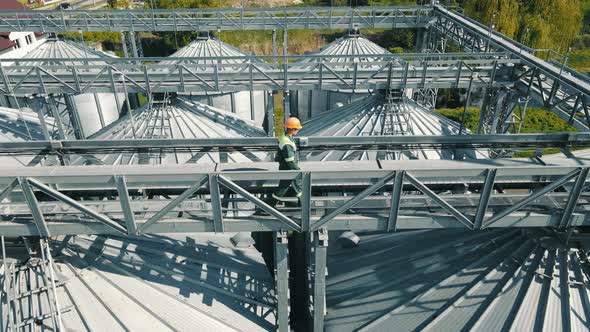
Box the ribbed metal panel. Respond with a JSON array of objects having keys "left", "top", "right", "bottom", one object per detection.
[
  {"left": 70, "top": 98, "right": 267, "bottom": 165},
  {"left": 16, "top": 38, "right": 123, "bottom": 138},
  {"left": 0, "top": 106, "right": 54, "bottom": 166},
  {"left": 300, "top": 32, "right": 391, "bottom": 64},
  {"left": 164, "top": 36, "right": 268, "bottom": 125},
  {"left": 7, "top": 234, "right": 274, "bottom": 332},
  {"left": 299, "top": 94, "right": 487, "bottom": 160},
  {"left": 293, "top": 33, "right": 392, "bottom": 121},
  {"left": 325, "top": 229, "right": 590, "bottom": 332}
]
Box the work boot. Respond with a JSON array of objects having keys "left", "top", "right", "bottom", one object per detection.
[{"left": 253, "top": 197, "right": 279, "bottom": 216}]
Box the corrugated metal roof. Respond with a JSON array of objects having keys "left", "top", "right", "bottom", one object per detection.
[
  {"left": 70, "top": 98, "right": 267, "bottom": 165},
  {"left": 325, "top": 228, "right": 590, "bottom": 332},
  {"left": 19, "top": 38, "right": 116, "bottom": 65},
  {"left": 300, "top": 32, "right": 392, "bottom": 64},
  {"left": 15, "top": 38, "right": 124, "bottom": 138},
  {"left": 0, "top": 106, "right": 54, "bottom": 166},
  {"left": 162, "top": 36, "right": 262, "bottom": 67},
  {"left": 299, "top": 94, "right": 487, "bottom": 160},
  {"left": 3, "top": 233, "right": 275, "bottom": 331}
]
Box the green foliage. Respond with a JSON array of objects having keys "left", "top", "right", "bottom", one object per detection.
[
  {"left": 274, "top": 92, "right": 284, "bottom": 137},
  {"left": 436, "top": 107, "right": 480, "bottom": 132},
  {"left": 154, "top": 0, "right": 230, "bottom": 8},
  {"left": 582, "top": 0, "right": 590, "bottom": 33},
  {"left": 464, "top": 0, "right": 582, "bottom": 53},
  {"left": 435, "top": 106, "right": 577, "bottom": 133},
  {"left": 388, "top": 46, "right": 405, "bottom": 53},
  {"left": 522, "top": 0, "right": 582, "bottom": 52},
  {"left": 464, "top": 0, "right": 520, "bottom": 38},
  {"left": 107, "top": 0, "right": 130, "bottom": 9},
  {"left": 363, "top": 29, "right": 416, "bottom": 53},
  {"left": 137, "top": 93, "right": 149, "bottom": 107},
  {"left": 568, "top": 48, "right": 590, "bottom": 71}
]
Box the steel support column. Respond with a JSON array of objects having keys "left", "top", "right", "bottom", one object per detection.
[
  {"left": 311, "top": 228, "right": 328, "bottom": 332},
  {"left": 115, "top": 175, "right": 137, "bottom": 235},
  {"left": 63, "top": 95, "right": 85, "bottom": 139},
  {"left": 266, "top": 91, "right": 275, "bottom": 136},
  {"left": 18, "top": 177, "right": 50, "bottom": 237},
  {"left": 558, "top": 168, "right": 589, "bottom": 229},
  {"left": 274, "top": 231, "right": 289, "bottom": 332}
]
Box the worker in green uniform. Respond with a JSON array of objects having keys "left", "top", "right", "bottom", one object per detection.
[
  {"left": 269, "top": 116, "right": 303, "bottom": 206},
  {"left": 253, "top": 117, "right": 307, "bottom": 330}
]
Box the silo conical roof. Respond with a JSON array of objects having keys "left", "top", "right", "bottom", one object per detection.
[
  {"left": 0, "top": 106, "right": 55, "bottom": 166},
  {"left": 15, "top": 38, "right": 124, "bottom": 138},
  {"left": 162, "top": 36, "right": 267, "bottom": 67},
  {"left": 299, "top": 32, "right": 392, "bottom": 64},
  {"left": 70, "top": 98, "right": 267, "bottom": 165},
  {"left": 299, "top": 94, "right": 487, "bottom": 160},
  {"left": 10, "top": 233, "right": 274, "bottom": 331},
  {"left": 19, "top": 38, "right": 117, "bottom": 66}
]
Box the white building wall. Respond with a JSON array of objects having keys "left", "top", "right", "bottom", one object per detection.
[{"left": 0, "top": 32, "right": 46, "bottom": 62}]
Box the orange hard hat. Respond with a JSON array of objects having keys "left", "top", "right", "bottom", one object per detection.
[{"left": 285, "top": 117, "right": 303, "bottom": 129}]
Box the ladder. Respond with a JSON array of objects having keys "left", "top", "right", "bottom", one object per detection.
[
  {"left": 383, "top": 89, "right": 413, "bottom": 136},
  {"left": 382, "top": 89, "right": 414, "bottom": 159}
]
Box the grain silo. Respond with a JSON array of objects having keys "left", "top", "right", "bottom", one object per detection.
[
  {"left": 325, "top": 228, "right": 590, "bottom": 331},
  {"left": 5, "top": 38, "right": 126, "bottom": 139},
  {"left": 163, "top": 35, "right": 270, "bottom": 127},
  {"left": 69, "top": 97, "right": 267, "bottom": 165},
  {"left": 291, "top": 30, "right": 393, "bottom": 121},
  {"left": 0, "top": 106, "right": 55, "bottom": 167},
  {"left": 299, "top": 94, "right": 487, "bottom": 161}
]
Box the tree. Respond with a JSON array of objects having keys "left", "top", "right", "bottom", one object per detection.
[
  {"left": 107, "top": 0, "right": 130, "bottom": 9},
  {"left": 154, "top": 0, "right": 230, "bottom": 8},
  {"left": 464, "top": 0, "right": 520, "bottom": 38},
  {"left": 521, "top": 0, "right": 582, "bottom": 52}
]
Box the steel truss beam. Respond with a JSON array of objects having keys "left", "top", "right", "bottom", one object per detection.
[
  {"left": 1, "top": 133, "right": 589, "bottom": 155},
  {"left": 433, "top": 6, "right": 590, "bottom": 131},
  {"left": 0, "top": 159, "right": 590, "bottom": 236},
  {"left": 0, "top": 6, "right": 433, "bottom": 32},
  {"left": 0, "top": 53, "right": 513, "bottom": 95}
]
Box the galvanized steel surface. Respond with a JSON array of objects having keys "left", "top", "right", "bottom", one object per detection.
[
  {"left": 294, "top": 33, "right": 392, "bottom": 120},
  {"left": 0, "top": 107, "right": 54, "bottom": 166},
  {"left": 325, "top": 229, "right": 590, "bottom": 332},
  {"left": 18, "top": 38, "right": 123, "bottom": 138},
  {"left": 165, "top": 36, "right": 268, "bottom": 125},
  {"left": 69, "top": 98, "right": 267, "bottom": 165},
  {"left": 299, "top": 95, "right": 488, "bottom": 160}
]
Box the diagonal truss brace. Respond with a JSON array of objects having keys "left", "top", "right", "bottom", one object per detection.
[
  {"left": 483, "top": 169, "right": 582, "bottom": 229},
  {"left": 137, "top": 176, "right": 208, "bottom": 234},
  {"left": 18, "top": 177, "right": 51, "bottom": 237},
  {"left": 312, "top": 172, "right": 397, "bottom": 231},
  {"left": 26, "top": 178, "right": 127, "bottom": 235},
  {"left": 115, "top": 176, "right": 137, "bottom": 235},
  {"left": 558, "top": 168, "right": 589, "bottom": 229},
  {"left": 218, "top": 175, "right": 301, "bottom": 232},
  {"left": 404, "top": 172, "right": 474, "bottom": 229}
]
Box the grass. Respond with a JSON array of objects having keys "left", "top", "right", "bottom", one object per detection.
[
  {"left": 436, "top": 106, "right": 577, "bottom": 157},
  {"left": 274, "top": 92, "right": 285, "bottom": 137},
  {"left": 436, "top": 107, "right": 577, "bottom": 134},
  {"left": 568, "top": 49, "right": 590, "bottom": 72},
  {"left": 137, "top": 93, "right": 149, "bottom": 107}
]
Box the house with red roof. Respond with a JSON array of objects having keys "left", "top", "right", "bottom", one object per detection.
[{"left": 0, "top": 0, "right": 46, "bottom": 59}]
